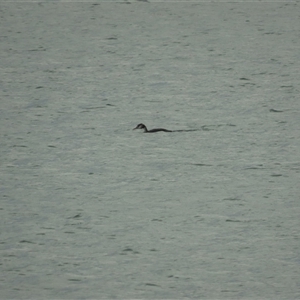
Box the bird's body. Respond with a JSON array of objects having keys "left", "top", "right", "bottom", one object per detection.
[{"left": 133, "top": 123, "right": 172, "bottom": 133}]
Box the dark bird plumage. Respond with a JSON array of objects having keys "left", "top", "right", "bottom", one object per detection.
[{"left": 133, "top": 123, "right": 172, "bottom": 133}]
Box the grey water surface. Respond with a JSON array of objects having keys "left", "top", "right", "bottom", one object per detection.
[{"left": 1, "top": 2, "right": 299, "bottom": 299}]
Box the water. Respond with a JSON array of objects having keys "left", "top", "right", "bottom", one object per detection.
[{"left": 1, "top": 2, "right": 299, "bottom": 299}]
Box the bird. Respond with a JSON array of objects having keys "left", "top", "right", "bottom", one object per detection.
[{"left": 133, "top": 123, "right": 172, "bottom": 133}]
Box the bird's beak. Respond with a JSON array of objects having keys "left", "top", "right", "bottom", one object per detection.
[{"left": 133, "top": 126, "right": 138, "bottom": 130}]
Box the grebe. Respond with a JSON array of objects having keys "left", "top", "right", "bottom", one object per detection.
[{"left": 133, "top": 123, "right": 172, "bottom": 133}]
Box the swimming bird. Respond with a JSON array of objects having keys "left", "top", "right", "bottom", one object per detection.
[{"left": 133, "top": 123, "right": 172, "bottom": 133}]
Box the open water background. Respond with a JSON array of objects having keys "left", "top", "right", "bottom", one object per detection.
[{"left": 1, "top": 1, "right": 299, "bottom": 299}]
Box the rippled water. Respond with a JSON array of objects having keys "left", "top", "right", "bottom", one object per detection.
[{"left": 1, "top": 2, "right": 299, "bottom": 299}]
